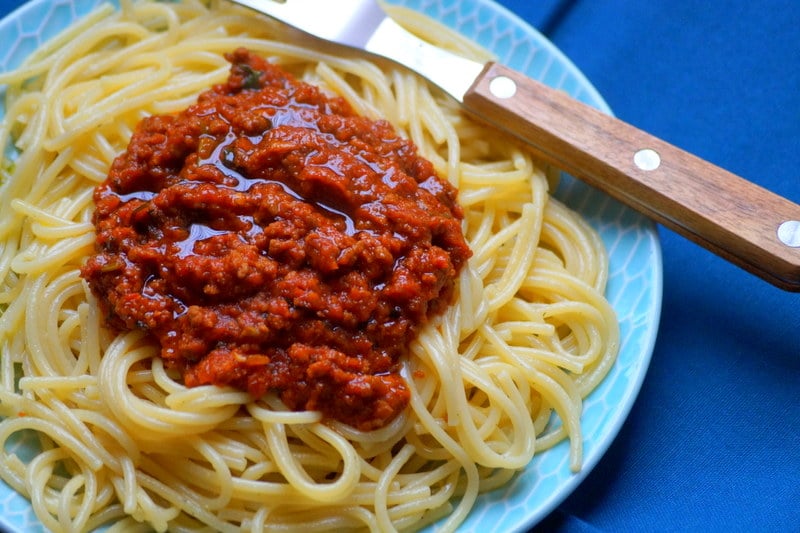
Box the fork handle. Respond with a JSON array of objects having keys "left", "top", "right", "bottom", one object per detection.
[{"left": 463, "top": 62, "right": 800, "bottom": 291}]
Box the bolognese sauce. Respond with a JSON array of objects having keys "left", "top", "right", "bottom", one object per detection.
[{"left": 81, "top": 49, "right": 471, "bottom": 430}]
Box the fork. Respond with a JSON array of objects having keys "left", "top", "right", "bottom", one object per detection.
[{"left": 228, "top": 0, "right": 800, "bottom": 291}]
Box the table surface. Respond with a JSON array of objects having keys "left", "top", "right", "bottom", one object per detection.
[{"left": 1, "top": 0, "right": 798, "bottom": 531}]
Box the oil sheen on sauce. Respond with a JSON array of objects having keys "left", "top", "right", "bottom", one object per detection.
[{"left": 81, "top": 48, "right": 471, "bottom": 430}]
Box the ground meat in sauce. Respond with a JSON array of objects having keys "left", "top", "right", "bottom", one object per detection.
[{"left": 81, "top": 48, "right": 471, "bottom": 430}]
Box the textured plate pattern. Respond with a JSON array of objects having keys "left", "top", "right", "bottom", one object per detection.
[{"left": 0, "top": 1, "right": 662, "bottom": 531}]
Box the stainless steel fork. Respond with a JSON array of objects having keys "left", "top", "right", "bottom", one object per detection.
[
  {"left": 232, "top": 0, "right": 484, "bottom": 100},
  {"left": 228, "top": 0, "right": 800, "bottom": 291}
]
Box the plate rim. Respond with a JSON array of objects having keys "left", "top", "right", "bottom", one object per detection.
[{"left": 425, "top": 1, "right": 662, "bottom": 529}]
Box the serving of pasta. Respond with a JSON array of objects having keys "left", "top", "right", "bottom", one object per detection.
[{"left": 0, "top": 1, "right": 628, "bottom": 531}]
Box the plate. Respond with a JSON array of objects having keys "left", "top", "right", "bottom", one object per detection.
[{"left": 0, "top": 0, "right": 663, "bottom": 531}]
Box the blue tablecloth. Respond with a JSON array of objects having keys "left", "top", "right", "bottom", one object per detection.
[
  {"left": 1, "top": 0, "right": 798, "bottom": 531},
  {"left": 491, "top": 1, "right": 800, "bottom": 531}
]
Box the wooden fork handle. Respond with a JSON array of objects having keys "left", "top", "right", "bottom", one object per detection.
[{"left": 463, "top": 62, "right": 800, "bottom": 291}]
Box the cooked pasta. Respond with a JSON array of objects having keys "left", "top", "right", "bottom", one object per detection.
[{"left": 0, "top": 1, "right": 619, "bottom": 531}]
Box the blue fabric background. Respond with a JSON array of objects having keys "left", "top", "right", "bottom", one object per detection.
[
  {"left": 490, "top": 1, "right": 800, "bottom": 531},
  {"left": 1, "top": 0, "right": 798, "bottom": 531}
]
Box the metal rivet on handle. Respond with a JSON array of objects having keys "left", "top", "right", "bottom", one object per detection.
[
  {"left": 634, "top": 148, "right": 661, "bottom": 171},
  {"left": 489, "top": 76, "right": 517, "bottom": 99},
  {"left": 778, "top": 220, "right": 800, "bottom": 247}
]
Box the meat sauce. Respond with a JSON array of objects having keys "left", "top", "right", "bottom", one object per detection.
[{"left": 81, "top": 49, "right": 471, "bottom": 430}]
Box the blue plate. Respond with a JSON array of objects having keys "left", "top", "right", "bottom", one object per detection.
[{"left": 0, "top": 0, "right": 662, "bottom": 531}]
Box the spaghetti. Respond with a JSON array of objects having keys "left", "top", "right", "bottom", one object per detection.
[{"left": 0, "top": 1, "right": 619, "bottom": 531}]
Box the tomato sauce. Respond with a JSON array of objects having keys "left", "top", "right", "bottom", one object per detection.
[{"left": 81, "top": 49, "right": 471, "bottom": 430}]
